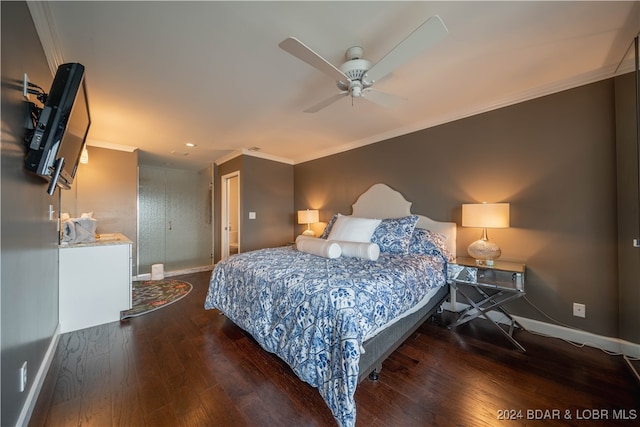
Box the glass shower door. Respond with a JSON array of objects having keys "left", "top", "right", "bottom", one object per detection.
[{"left": 138, "top": 165, "right": 213, "bottom": 275}]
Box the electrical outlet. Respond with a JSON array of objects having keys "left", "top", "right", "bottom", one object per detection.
[
  {"left": 573, "top": 303, "right": 586, "bottom": 318},
  {"left": 19, "top": 361, "right": 27, "bottom": 392}
]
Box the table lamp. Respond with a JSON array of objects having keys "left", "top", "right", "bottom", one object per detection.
[
  {"left": 462, "top": 202, "right": 510, "bottom": 266},
  {"left": 297, "top": 209, "right": 319, "bottom": 236}
]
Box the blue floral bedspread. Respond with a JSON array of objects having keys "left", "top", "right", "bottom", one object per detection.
[{"left": 204, "top": 246, "right": 447, "bottom": 426}]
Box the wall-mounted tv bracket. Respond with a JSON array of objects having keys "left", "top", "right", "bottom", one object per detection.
[
  {"left": 23, "top": 73, "right": 48, "bottom": 104},
  {"left": 23, "top": 73, "right": 48, "bottom": 142}
]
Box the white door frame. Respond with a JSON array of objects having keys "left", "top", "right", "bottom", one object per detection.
[{"left": 221, "top": 171, "right": 240, "bottom": 260}]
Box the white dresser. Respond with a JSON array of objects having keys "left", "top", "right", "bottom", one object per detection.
[{"left": 59, "top": 233, "right": 132, "bottom": 333}]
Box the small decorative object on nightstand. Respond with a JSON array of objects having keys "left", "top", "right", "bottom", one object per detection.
[
  {"left": 297, "top": 209, "right": 319, "bottom": 236},
  {"left": 448, "top": 256, "right": 526, "bottom": 351}
]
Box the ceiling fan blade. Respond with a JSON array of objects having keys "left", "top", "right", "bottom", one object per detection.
[
  {"left": 303, "top": 92, "right": 349, "bottom": 113},
  {"left": 279, "top": 37, "right": 349, "bottom": 82},
  {"left": 364, "top": 15, "right": 448, "bottom": 84},
  {"left": 361, "top": 89, "right": 406, "bottom": 108}
]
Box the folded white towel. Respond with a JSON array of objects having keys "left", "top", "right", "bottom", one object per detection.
[
  {"left": 61, "top": 219, "right": 76, "bottom": 243},
  {"left": 295, "top": 235, "right": 341, "bottom": 259},
  {"left": 74, "top": 217, "right": 97, "bottom": 243},
  {"left": 335, "top": 241, "right": 380, "bottom": 261},
  {"left": 61, "top": 217, "right": 97, "bottom": 244}
]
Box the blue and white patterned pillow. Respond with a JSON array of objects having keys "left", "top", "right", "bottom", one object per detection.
[
  {"left": 371, "top": 215, "right": 419, "bottom": 254},
  {"left": 409, "top": 228, "right": 454, "bottom": 261},
  {"left": 320, "top": 214, "right": 339, "bottom": 239}
]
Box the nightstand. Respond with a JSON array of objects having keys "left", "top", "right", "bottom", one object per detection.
[{"left": 448, "top": 256, "right": 526, "bottom": 351}]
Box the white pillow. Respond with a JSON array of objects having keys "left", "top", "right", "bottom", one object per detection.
[
  {"left": 334, "top": 241, "right": 380, "bottom": 261},
  {"left": 327, "top": 214, "right": 382, "bottom": 243},
  {"left": 295, "top": 235, "right": 341, "bottom": 259}
]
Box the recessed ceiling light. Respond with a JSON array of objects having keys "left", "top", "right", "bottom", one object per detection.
[{"left": 185, "top": 142, "right": 196, "bottom": 147}]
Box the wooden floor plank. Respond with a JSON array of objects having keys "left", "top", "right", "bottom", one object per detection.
[
  {"left": 42, "top": 398, "right": 81, "bottom": 427},
  {"left": 110, "top": 386, "right": 145, "bottom": 427},
  {"left": 30, "top": 270, "right": 640, "bottom": 427}
]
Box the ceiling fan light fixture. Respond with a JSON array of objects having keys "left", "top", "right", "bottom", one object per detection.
[{"left": 350, "top": 81, "right": 363, "bottom": 97}]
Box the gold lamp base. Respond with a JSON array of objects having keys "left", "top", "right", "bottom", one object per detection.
[{"left": 302, "top": 228, "right": 315, "bottom": 237}]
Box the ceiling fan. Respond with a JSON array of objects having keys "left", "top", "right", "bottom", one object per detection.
[{"left": 279, "top": 15, "right": 448, "bottom": 113}]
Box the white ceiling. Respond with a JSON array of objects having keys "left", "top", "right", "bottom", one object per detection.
[{"left": 30, "top": 1, "right": 639, "bottom": 170}]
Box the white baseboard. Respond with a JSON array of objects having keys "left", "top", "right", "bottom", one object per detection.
[
  {"left": 443, "top": 302, "right": 640, "bottom": 358},
  {"left": 133, "top": 265, "right": 213, "bottom": 281},
  {"left": 17, "top": 323, "right": 61, "bottom": 427},
  {"left": 513, "top": 315, "right": 640, "bottom": 358}
]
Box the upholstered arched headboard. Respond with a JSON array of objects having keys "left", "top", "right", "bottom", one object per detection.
[{"left": 351, "top": 183, "right": 457, "bottom": 256}]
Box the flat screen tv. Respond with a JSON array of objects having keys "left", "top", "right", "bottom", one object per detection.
[{"left": 24, "top": 63, "right": 91, "bottom": 195}]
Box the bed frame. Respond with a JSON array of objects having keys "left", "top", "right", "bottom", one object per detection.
[{"left": 350, "top": 183, "right": 457, "bottom": 382}]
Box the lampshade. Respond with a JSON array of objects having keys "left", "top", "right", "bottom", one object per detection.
[
  {"left": 297, "top": 209, "right": 319, "bottom": 236},
  {"left": 297, "top": 209, "right": 319, "bottom": 225},
  {"left": 462, "top": 202, "right": 510, "bottom": 266},
  {"left": 462, "top": 203, "right": 509, "bottom": 228}
]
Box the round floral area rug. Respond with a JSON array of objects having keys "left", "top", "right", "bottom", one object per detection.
[{"left": 120, "top": 279, "right": 192, "bottom": 320}]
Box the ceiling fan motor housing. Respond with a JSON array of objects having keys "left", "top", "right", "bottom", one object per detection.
[{"left": 337, "top": 58, "right": 373, "bottom": 96}]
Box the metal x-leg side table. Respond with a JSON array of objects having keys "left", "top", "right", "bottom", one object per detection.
[{"left": 448, "top": 257, "right": 527, "bottom": 351}]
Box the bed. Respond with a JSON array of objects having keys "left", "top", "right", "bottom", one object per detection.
[{"left": 204, "top": 183, "right": 456, "bottom": 427}]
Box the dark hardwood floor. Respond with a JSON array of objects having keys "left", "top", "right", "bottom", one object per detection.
[{"left": 30, "top": 270, "right": 639, "bottom": 426}]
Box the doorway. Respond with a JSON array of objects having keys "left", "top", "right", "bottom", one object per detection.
[{"left": 221, "top": 171, "right": 240, "bottom": 260}]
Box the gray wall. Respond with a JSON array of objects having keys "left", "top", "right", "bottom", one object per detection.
[
  {"left": 61, "top": 146, "right": 139, "bottom": 274},
  {"left": 1, "top": 2, "right": 60, "bottom": 425},
  {"left": 295, "top": 79, "right": 624, "bottom": 339},
  {"left": 215, "top": 155, "right": 293, "bottom": 261},
  {"left": 241, "top": 156, "right": 294, "bottom": 251}
]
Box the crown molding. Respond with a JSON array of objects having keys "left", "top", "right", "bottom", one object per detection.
[
  {"left": 86, "top": 139, "right": 138, "bottom": 153},
  {"left": 27, "top": 1, "right": 64, "bottom": 75},
  {"left": 215, "top": 148, "right": 293, "bottom": 166},
  {"left": 242, "top": 148, "right": 293, "bottom": 165}
]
